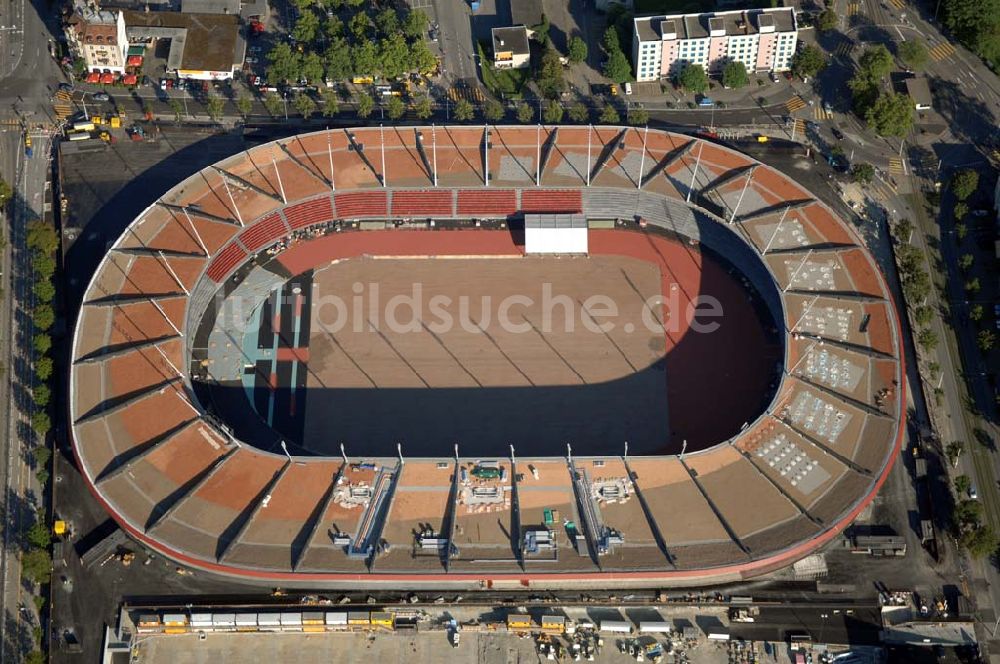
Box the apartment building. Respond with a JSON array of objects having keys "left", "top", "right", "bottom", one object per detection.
[
  {"left": 66, "top": 3, "right": 129, "bottom": 74},
  {"left": 632, "top": 8, "right": 798, "bottom": 82}
]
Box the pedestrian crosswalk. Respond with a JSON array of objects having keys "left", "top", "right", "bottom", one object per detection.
[
  {"left": 887, "top": 0, "right": 905, "bottom": 9},
  {"left": 929, "top": 42, "right": 956, "bottom": 61},
  {"left": 888, "top": 157, "right": 906, "bottom": 175},
  {"left": 785, "top": 95, "right": 807, "bottom": 113},
  {"left": 813, "top": 106, "right": 832, "bottom": 120},
  {"left": 792, "top": 118, "right": 807, "bottom": 137},
  {"left": 0, "top": 118, "right": 21, "bottom": 128},
  {"left": 449, "top": 83, "right": 485, "bottom": 104},
  {"left": 833, "top": 40, "right": 855, "bottom": 58},
  {"left": 847, "top": 2, "right": 861, "bottom": 15},
  {"left": 53, "top": 90, "right": 73, "bottom": 121}
]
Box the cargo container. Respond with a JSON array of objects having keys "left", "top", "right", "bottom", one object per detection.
[
  {"left": 212, "top": 614, "right": 237, "bottom": 630},
  {"left": 370, "top": 612, "right": 394, "bottom": 629},
  {"left": 280, "top": 613, "right": 303, "bottom": 630},
  {"left": 541, "top": 616, "right": 565, "bottom": 633},
  {"left": 507, "top": 614, "right": 532, "bottom": 630},
  {"left": 348, "top": 611, "right": 371, "bottom": 626},
  {"left": 325, "top": 612, "right": 348, "bottom": 626},
  {"left": 303, "top": 612, "right": 325, "bottom": 625},
  {"left": 599, "top": 620, "right": 631, "bottom": 634},
  {"left": 638, "top": 622, "right": 671, "bottom": 634},
  {"left": 235, "top": 614, "right": 257, "bottom": 630},
  {"left": 71, "top": 121, "right": 96, "bottom": 132},
  {"left": 67, "top": 132, "right": 91, "bottom": 141},
  {"left": 190, "top": 613, "right": 213, "bottom": 628},
  {"left": 137, "top": 615, "right": 161, "bottom": 629},
  {"left": 257, "top": 613, "right": 282, "bottom": 630},
  {"left": 162, "top": 614, "right": 188, "bottom": 626}
]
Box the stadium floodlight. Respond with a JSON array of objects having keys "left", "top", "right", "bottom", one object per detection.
[
  {"left": 271, "top": 156, "right": 287, "bottom": 204},
  {"left": 340, "top": 442, "right": 347, "bottom": 465},
  {"left": 280, "top": 440, "right": 292, "bottom": 463},
  {"left": 624, "top": 440, "right": 628, "bottom": 461},
  {"left": 327, "top": 132, "right": 336, "bottom": 191}
]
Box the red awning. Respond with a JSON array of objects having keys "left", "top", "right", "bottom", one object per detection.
[
  {"left": 126, "top": 55, "right": 143, "bottom": 66},
  {"left": 100, "top": 73, "right": 115, "bottom": 84},
  {"left": 85, "top": 72, "right": 100, "bottom": 83},
  {"left": 123, "top": 74, "right": 138, "bottom": 85}
]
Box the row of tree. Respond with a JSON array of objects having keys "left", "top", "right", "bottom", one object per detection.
[
  {"left": 267, "top": 6, "right": 433, "bottom": 86},
  {"left": 941, "top": 0, "right": 1000, "bottom": 70},
  {"left": 952, "top": 475, "right": 999, "bottom": 557},
  {"left": 849, "top": 45, "right": 914, "bottom": 137}
]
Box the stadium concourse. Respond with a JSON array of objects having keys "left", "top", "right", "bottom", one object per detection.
[{"left": 69, "top": 125, "right": 904, "bottom": 587}]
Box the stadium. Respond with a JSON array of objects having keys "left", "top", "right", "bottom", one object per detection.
[{"left": 69, "top": 125, "right": 904, "bottom": 587}]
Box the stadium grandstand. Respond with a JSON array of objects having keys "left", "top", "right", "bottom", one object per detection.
[{"left": 70, "top": 125, "right": 904, "bottom": 586}]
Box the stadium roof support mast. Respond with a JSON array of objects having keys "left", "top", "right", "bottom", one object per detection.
[
  {"left": 729, "top": 169, "right": 755, "bottom": 222},
  {"left": 148, "top": 297, "right": 182, "bottom": 337},
  {"left": 340, "top": 442, "right": 347, "bottom": 466},
  {"left": 219, "top": 175, "right": 244, "bottom": 227},
  {"left": 586, "top": 125, "right": 592, "bottom": 186},
  {"left": 157, "top": 250, "right": 189, "bottom": 295},
  {"left": 432, "top": 125, "right": 438, "bottom": 187},
  {"left": 271, "top": 157, "right": 287, "bottom": 204},
  {"left": 179, "top": 207, "right": 209, "bottom": 256},
  {"left": 397, "top": 442, "right": 404, "bottom": 466},
  {"left": 686, "top": 142, "right": 704, "bottom": 203},
  {"left": 785, "top": 249, "right": 814, "bottom": 292},
  {"left": 762, "top": 206, "right": 791, "bottom": 255},
  {"left": 380, "top": 125, "right": 387, "bottom": 188},
  {"left": 535, "top": 124, "right": 541, "bottom": 186},
  {"left": 637, "top": 125, "right": 649, "bottom": 190},
  {"left": 483, "top": 125, "right": 490, "bottom": 187},
  {"left": 327, "top": 133, "right": 336, "bottom": 191}
]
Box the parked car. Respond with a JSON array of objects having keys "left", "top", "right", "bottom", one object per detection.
[
  {"left": 624, "top": 82, "right": 633, "bottom": 95},
  {"left": 831, "top": 127, "right": 844, "bottom": 140},
  {"left": 58, "top": 82, "right": 73, "bottom": 92},
  {"left": 971, "top": 209, "right": 992, "bottom": 217},
  {"left": 93, "top": 92, "right": 110, "bottom": 101},
  {"left": 823, "top": 101, "right": 833, "bottom": 113},
  {"left": 159, "top": 78, "right": 168, "bottom": 90},
  {"left": 969, "top": 485, "right": 979, "bottom": 499}
]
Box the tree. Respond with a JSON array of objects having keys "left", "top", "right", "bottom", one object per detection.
[
  {"left": 817, "top": 8, "right": 838, "bottom": 31},
  {"left": 851, "top": 163, "right": 875, "bottom": 184},
  {"left": 21, "top": 548, "right": 50, "bottom": 585},
  {"left": 324, "top": 37, "right": 352, "bottom": 81},
  {"left": 962, "top": 525, "right": 999, "bottom": 559},
  {"left": 543, "top": 100, "right": 564, "bottom": 124},
  {"left": 678, "top": 63, "right": 708, "bottom": 93},
  {"left": 294, "top": 92, "right": 317, "bottom": 119},
  {"left": 864, "top": 92, "right": 914, "bottom": 137},
  {"left": 453, "top": 99, "right": 475, "bottom": 121},
  {"left": 956, "top": 222, "right": 968, "bottom": 240},
  {"left": 375, "top": 8, "right": 399, "bottom": 36},
  {"left": 942, "top": 0, "right": 1000, "bottom": 67},
  {"left": 971, "top": 304, "right": 984, "bottom": 321},
  {"left": 946, "top": 441, "right": 963, "bottom": 467},
  {"left": 954, "top": 202, "right": 969, "bottom": 220},
  {"left": 317, "top": 89, "right": 338, "bottom": 117},
  {"left": 235, "top": 93, "right": 253, "bottom": 118},
  {"left": 722, "top": 61, "right": 749, "bottom": 89},
  {"left": 266, "top": 42, "right": 302, "bottom": 85},
  {"left": 0, "top": 179, "right": 12, "bottom": 207},
  {"left": 978, "top": 329, "right": 996, "bottom": 352},
  {"left": 292, "top": 10, "right": 320, "bottom": 43},
  {"left": 379, "top": 33, "right": 411, "bottom": 80},
  {"left": 26, "top": 520, "right": 50, "bottom": 549},
  {"left": 349, "top": 11, "right": 371, "bottom": 40},
  {"left": 568, "top": 36, "right": 588, "bottom": 63},
  {"left": 385, "top": 95, "right": 405, "bottom": 120},
  {"left": 33, "top": 280, "right": 54, "bottom": 303},
  {"left": 917, "top": 327, "right": 939, "bottom": 351},
  {"left": 959, "top": 253, "right": 974, "bottom": 270},
  {"left": 32, "top": 334, "right": 51, "bottom": 355},
  {"left": 914, "top": 305, "right": 934, "bottom": 326},
  {"left": 483, "top": 98, "right": 504, "bottom": 122},
  {"left": 27, "top": 221, "right": 59, "bottom": 255},
  {"left": 413, "top": 95, "right": 434, "bottom": 119},
  {"left": 966, "top": 277, "right": 981, "bottom": 293},
  {"left": 263, "top": 92, "right": 283, "bottom": 117},
  {"left": 537, "top": 47, "right": 566, "bottom": 98},
  {"left": 568, "top": 101, "right": 588, "bottom": 123},
  {"left": 599, "top": 103, "right": 620, "bottom": 124},
  {"left": 301, "top": 52, "right": 325, "bottom": 83},
  {"left": 324, "top": 13, "right": 344, "bottom": 39},
  {"left": 402, "top": 9, "right": 429, "bottom": 40},
  {"left": 409, "top": 39, "right": 438, "bottom": 75},
  {"left": 534, "top": 13, "right": 551, "bottom": 45},
  {"left": 603, "top": 50, "right": 632, "bottom": 83},
  {"left": 951, "top": 168, "right": 979, "bottom": 200},
  {"left": 33, "top": 305, "right": 54, "bottom": 331},
  {"left": 603, "top": 26, "right": 620, "bottom": 54},
  {"left": 628, "top": 107, "right": 650, "bottom": 125},
  {"left": 170, "top": 99, "right": 183, "bottom": 122},
  {"left": 955, "top": 474, "right": 972, "bottom": 495},
  {"left": 31, "top": 411, "right": 50, "bottom": 436},
  {"left": 516, "top": 101, "right": 534, "bottom": 123},
  {"left": 898, "top": 40, "right": 929, "bottom": 70},
  {"left": 858, "top": 44, "right": 894, "bottom": 81},
  {"left": 35, "top": 356, "right": 53, "bottom": 381},
  {"left": 33, "top": 383, "right": 50, "bottom": 408},
  {"left": 205, "top": 94, "right": 224, "bottom": 121},
  {"left": 356, "top": 92, "right": 374, "bottom": 118},
  {"left": 32, "top": 446, "right": 50, "bottom": 470},
  {"left": 352, "top": 41, "right": 379, "bottom": 78}
]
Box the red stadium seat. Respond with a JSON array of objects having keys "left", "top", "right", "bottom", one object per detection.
[
  {"left": 284, "top": 196, "right": 334, "bottom": 230},
  {"left": 239, "top": 213, "right": 288, "bottom": 253},
  {"left": 520, "top": 189, "right": 583, "bottom": 214},
  {"left": 390, "top": 190, "right": 453, "bottom": 217},
  {"left": 205, "top": 241, "right": 247, "bottom": 282},
  {"left": 456, "top": 189, "right": 517, "bottom": 217},
  {"left": 333, "top": 191, "right": 388, "bottom": 219}
]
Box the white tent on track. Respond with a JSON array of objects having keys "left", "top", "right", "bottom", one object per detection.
[{"left": 524, "top": 213, "right": 588, "bottom": 255}]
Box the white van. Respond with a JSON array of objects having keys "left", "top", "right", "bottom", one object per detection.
[{"left": 624, "top": 82, "right": 633, "bottom": 95}]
